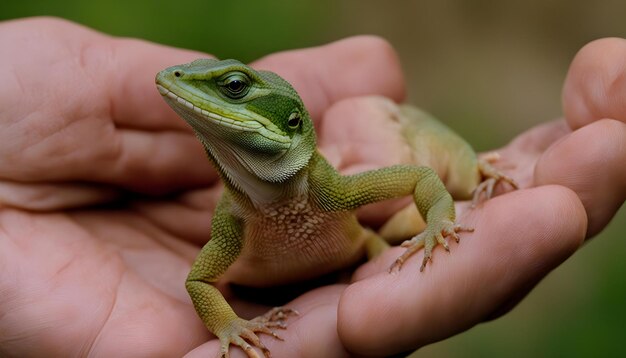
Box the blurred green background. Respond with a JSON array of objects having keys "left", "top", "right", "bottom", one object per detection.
[{"left": 2, "top": 1, "right": 624, "bottom": 356}]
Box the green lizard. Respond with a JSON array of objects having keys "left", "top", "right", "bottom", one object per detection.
[{"left": 155, "top": 59, "right": 515, "bottom": 357}]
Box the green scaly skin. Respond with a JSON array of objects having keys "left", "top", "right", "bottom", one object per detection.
[{"left": 156, "top": 59, "right": 471, "bottom": 357}]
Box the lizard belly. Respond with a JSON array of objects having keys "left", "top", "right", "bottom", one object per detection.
[{"left": 226, "top": 198, "right": 365, "bottom": 287}]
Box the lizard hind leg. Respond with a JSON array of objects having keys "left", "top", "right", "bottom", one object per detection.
[
  {"left": 363, "top": 228, "right": 391, "bottom": 259},
  {"left": 473, "top": 153, "right": 519, "bottom": 206}
]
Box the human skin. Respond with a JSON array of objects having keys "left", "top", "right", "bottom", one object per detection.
[{"left": 0, "top": 17, "right": 624, "bottom": 358}]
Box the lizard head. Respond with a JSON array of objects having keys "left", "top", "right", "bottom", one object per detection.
[{"left": 156, "top": 59, "right": 316, "bottom": 185}]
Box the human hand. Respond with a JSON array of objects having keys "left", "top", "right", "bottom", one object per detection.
[
  {"left": 331, "top": 38, "right": 626, "bottom": 356},
  {"left": 0, "top": 17, "right": 404, "bottom": 357},
  {"left": 1, "top": 16, "right": 624, "bottom": 358}
]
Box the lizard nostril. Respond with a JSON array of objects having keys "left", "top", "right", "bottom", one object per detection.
[{"left": 174, "top": 70, "right": 182, "bottom": 77}]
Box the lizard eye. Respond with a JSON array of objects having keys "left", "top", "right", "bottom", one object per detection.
[
  {"left": 288, "top": 112, "right": 301, "bottom": 128},
  {"left": 227, "top": 79, "right": 244, "bottom": 92},
  {"left": 219, "top": 73, "right": 250, "bottom": 99}
]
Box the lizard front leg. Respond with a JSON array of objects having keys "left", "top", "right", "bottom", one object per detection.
[
  {"left": 186, "top": 196, "right": 295, "bottom": 358},
  {"left": 310, "top": 155, "right": 472, "bottom": 272}
]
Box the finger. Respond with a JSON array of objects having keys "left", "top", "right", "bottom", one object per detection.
[
  {"left": 104, "top": 38, "right": 207, "bottom": 130},
  {"left": 2, "top": 124, "right": 216, "bottom": 194},
  {"left": 0, "top": 180, "right": 120, "bottom": 210},
  {"left": 252, "top": 36, "right": 406, "bottom": 121},
  {"left": 0, "top": 18, "right": 215, "bottom": 193},
  {"left": 97, "top": 129, "right": 217, "bottom": 193},
  {"left": 562, "top": 37, "right": 626, "bottom": 129},
  {"left": 535, "top": 118, "right": 626, "bottom": 237},
  {"left": 131, "top": 188, "right": 222, "bottom": 246},
  {"left": 76, "top": 27, "right": 220, "bottom": 191},
  {"left": 339, "top": 186, "right": 585, "bottom": 356},
  {"left": 0, "top": 17, "right": 205, "bottom": 132}
]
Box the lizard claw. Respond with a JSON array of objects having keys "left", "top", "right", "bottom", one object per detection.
[
  {"left": 258, "top": 306, "right": 299, "bottom": 323},
  {"left": 473, "top": 154, "right": 519, "bottom": 206},
  {"left": 389, "top": 221, "right": 473, "bottom": 273}
]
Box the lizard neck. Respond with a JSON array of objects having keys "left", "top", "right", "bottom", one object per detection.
[{"left": 205, "top": 144, "right": 315, "bottom": 207}]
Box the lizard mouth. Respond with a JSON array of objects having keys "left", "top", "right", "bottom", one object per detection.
[
  {"left": 157, "top": 84, "right": 267, "bottom": 133},
  {"left": 156, "top": 84, "right": 290, "bottom": 145}
]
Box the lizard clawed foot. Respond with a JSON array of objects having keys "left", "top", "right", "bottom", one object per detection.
[
  {"left": 256, "top": 306, "right": 299, "bottom": 324},
  {"left": 473, "top": 154, "right": 519, "bottom": 206},
  {"left": 389, "top": 222, "right": 473, "bottom": 273},
  {"left": 217, "top": 307, "right": 298, "bottom": 358}
]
